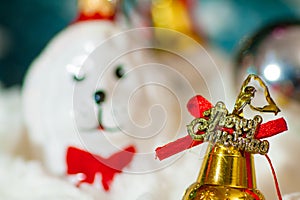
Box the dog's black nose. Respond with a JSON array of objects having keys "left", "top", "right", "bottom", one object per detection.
[{"left": 94, "top": 90, "right": 106, "bottom": 104}]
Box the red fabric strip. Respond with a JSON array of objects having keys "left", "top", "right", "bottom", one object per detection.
[
  {"left": 187, "top": 95, "right": 213, "bottom": 118},
  {"left": 155, "top": 135, "right": 203, "bottom": 160},
  {"left": 256, "top": 117, "right": 287, "bottom": 139}
]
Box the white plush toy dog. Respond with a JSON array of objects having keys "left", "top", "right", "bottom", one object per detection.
[{"left": 21, "top": 12, "right": 214, "bottom": 198}]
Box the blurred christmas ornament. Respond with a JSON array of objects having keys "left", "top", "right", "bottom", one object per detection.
[
  {"left": 151, "top": 0, "right": 205, "bottom": 47},
  {"left": 156, "top": 74, "right": 288, "bottom": 199},
  {"left": 76, "top": 0, "right": 118, "bottom": 21},
  {"left": 235, "top": 21, "right": 300, "bottom": 106}
]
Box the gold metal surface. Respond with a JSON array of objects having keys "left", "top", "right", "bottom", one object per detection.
[
  {"left": 152, "top": 0, "right": 192, "bottom": 35},
  {"left": 183, "top": 184, "right": 264, "bottom": 200},
  {"left": 196, "top": 143, "right": 256, "bottom": 188},
  {"left": 182, "top": 143, "right": 265, "bottom": 200},
  {"left": 233, "top": 74, "right": 280, "bottom": 116},
  {"left": 78, "top": 0, "right": 117, "bottom": 17},
  {"left": 151, "top": 0, "right": 204, "bottom": 46}
]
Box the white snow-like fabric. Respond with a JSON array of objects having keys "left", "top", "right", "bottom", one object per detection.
[
  {"left": 0, "top": 86, "right": 92, "bottom": 200},
  {"left": 283, "top": 193, "right": 300, "bottom": 200},
  {"left": 0, "top": 85, "right": 24, "bottom": 154},
  {"left": 0, "top": 154, "right": 93, "bottom": 200}
]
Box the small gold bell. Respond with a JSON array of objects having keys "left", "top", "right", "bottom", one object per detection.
[{"left": 182, "top": 142, "right": 265, "bottom": 200}]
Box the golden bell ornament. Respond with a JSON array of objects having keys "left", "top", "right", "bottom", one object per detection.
[
  {"left": 155, "top": 74, "right": 288, "bottom": 200},
  {"left": 182, "top": 74, "right": 284, "bottom": 200}
]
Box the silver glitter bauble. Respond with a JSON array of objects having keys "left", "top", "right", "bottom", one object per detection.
[{"left": 236, "top": 21, "right": 300, "bottom": 104}]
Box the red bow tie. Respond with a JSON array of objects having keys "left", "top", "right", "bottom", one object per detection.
[{"left": 66, "top": 145, "right": 136, "bottom": 191}]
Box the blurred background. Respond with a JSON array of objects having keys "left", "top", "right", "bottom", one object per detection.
[
  {"left": 1, "top": 1, "right": 300, "bottom": 199},
  {"left": 0, "top": 0, "right": 300, "bottom": 87}
]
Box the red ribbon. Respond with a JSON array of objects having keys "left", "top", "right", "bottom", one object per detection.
[
  {"left": 66, "top": 145, "right": 136, "bottom": 191},
  {"left": 155, "top": 95, "right": 288, "bottom": 160}
]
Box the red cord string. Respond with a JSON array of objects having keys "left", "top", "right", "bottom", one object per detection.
[{"left": 265, "top": 154, "right": 282, "bottom": 200}]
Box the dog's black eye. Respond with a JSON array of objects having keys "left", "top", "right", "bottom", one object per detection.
[{"left": 115, "top": 65, "right": 125, "bottom": 79}]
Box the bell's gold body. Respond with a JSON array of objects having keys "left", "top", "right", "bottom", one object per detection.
[{"left": 183, "top": 143, "right": 265, "bottom": 200}]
